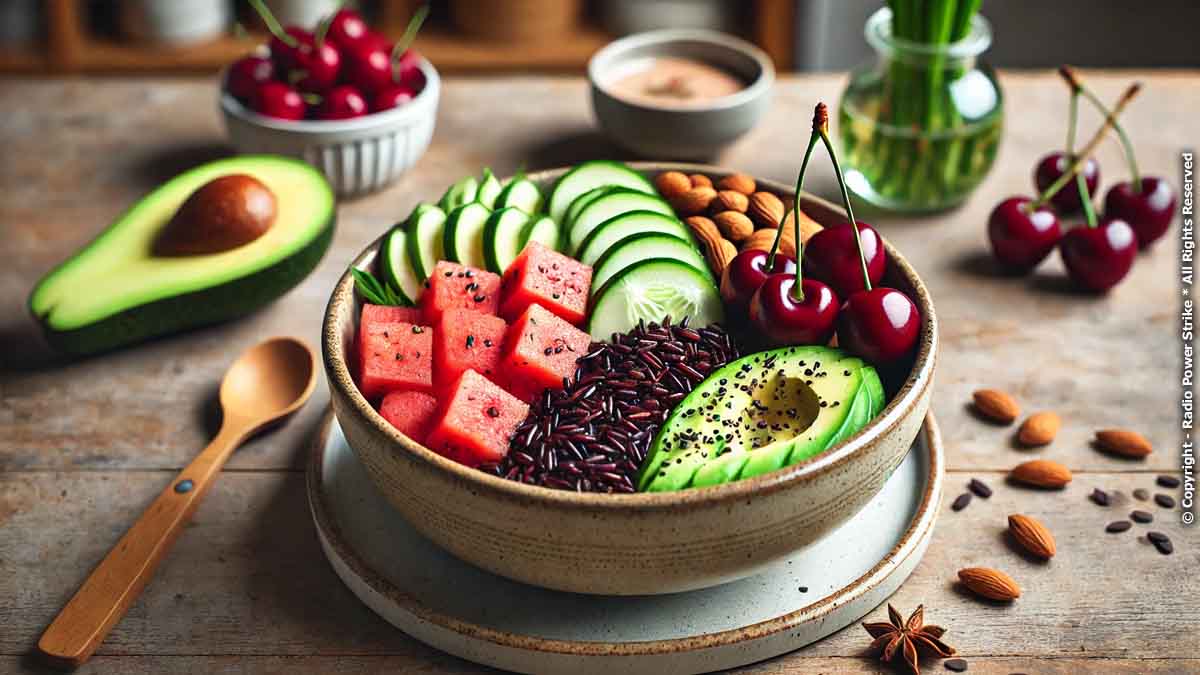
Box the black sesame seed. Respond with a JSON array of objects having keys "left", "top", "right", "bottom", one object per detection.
[
  {"left": 1131, "top": 510, "right": 1153, "bottom": 523},
  {"left": 473, "top": 294, "right": 487, "bottom": 303},
  {"left": 1154, "top": 494, "right": 1176, "bottom": 508},
  {"left": 1157, "top": 475, "right": 1181, "bottom": 488},
  {"left": 1090, "top": 488, "right": 1111, "bottom": 507},
  {"left": 967, "top": 478, "right": 992, "bottom": 498},
  {"left": 466, "top": 335, "right": 475, "bottom": 348},
  {"left": 412, "top": 325, "right": 424, "bottom": 333},
  {"left": 1106, "top": 520, "right": 1131, "bottom": 533},
  {"left": 486, "top": 406, "right": 500, "bottom": 418},
  {"left": 951, "top": 493, "right": 971, "bottom": 511}
]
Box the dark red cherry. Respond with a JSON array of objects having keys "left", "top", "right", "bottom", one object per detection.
[
  {"left": 327, "top": 9, "right": 369, "bottom": 48},
  {"left": 1103, "top": 177, "right": 1176, "bottom": 248},
  {"left": 837, "top": 288, "right": 920, "bottom": 364},
  {"left": 803, "top": 221, "right": 886, "bottom": 298},
  {"left": 748, "top": 275, "right": 839, "bottom": 347},
  {"left": 987, "top": 196, "right": 1062, "bottom": 271},
  {"left": 720, "top": 249, "right": 797, "bottom": 317},
  {"left": 269, "top": 27, "right": 312, "bottom": 72},
  {"left": 394, "top": 49, "right": 425, "bottom": 91},
  {"left": 1059, "top": 217, "right": 1138, "bottom": 291},
  {"left": 251, "top": 81, "right": 305, "bottom": 120},
  {"left": 316, "top": 85, "right": 368, "bottom": 120},
  {"left": 227, "top": 55, "right": 274, "bottom": 102},
  {"left": 344, "top": 33, "right": 395, "bottom": 95},
  {"left": 1034, "top": 151, "right": 1100, "bottom": 214},
  {"left": 371, "top": 84, "right": 418, "bottom": 113},
  {"left": 291, "top": 40, "right": 342, "bottom": 93}
]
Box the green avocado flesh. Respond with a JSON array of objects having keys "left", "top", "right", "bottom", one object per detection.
[
  {"left": 638, "top": 346, "right": 883, "bottom": 492},
  {"left": 29, "top": 155, "right": 335, "bottom": 355}
]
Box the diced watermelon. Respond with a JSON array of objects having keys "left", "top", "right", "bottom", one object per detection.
[
  {"left": 433, "top": 308, "right": 508, "bottom": 392},
  {"left": 426, "top": 369, "right": 530, "bottom": 466},
  {"left": 420, "top": 260, "right": 501, "bottom": 326},
  {"left": 500, "top": 242, "right": 592, "bottom": 325},
  {"left": 362, "top": 303, "right": 422, "bottom": 326},
  {"left": 358, "top": 320, "right": 433, "bottom": 399},
  {"left": 499, "top": 303, "right": 593, "bottom": 402},
  {"left": 378, "top": 390, "right": 439, "bottom": 445}
]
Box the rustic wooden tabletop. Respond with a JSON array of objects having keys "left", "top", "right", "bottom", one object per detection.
[{"left": 1, "top": 71, "right": 1197, "bottom": 674}]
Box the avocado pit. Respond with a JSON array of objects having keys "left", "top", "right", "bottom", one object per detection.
[{"left": 154, "top": 174, "right": 277, "bottom": 256}]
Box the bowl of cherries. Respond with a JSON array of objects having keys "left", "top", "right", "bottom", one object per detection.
[{"left": 220, "top": 4, "right": 437, "bottom": 197}]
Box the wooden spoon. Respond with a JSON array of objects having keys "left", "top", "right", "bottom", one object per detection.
[{"left": 38, "top": 337, "right": 318, "bottom": 667}]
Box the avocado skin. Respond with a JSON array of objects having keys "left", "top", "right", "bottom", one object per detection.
[{"left": 32, "top": 216, "right": 334, "bottom": 356}]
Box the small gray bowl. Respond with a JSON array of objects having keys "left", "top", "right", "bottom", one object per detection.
[{"left": 588, "top": 30, "right": 774, "bottom": 160}]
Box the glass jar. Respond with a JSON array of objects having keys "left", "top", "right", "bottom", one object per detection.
[{"left": 839, "top": 7, "right": 1003, "bottom": 212}]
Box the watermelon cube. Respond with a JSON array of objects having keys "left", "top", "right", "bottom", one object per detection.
[
  {"left": 500, "top": 242, "right": 592, "bottom": 326},
  {"left": 358, "top": 320, "right": 433, "bottom": 399},
  {"left": 426, "top": 369, "right": 530, "bottom": 466},
  {"left": 499, "top": 303, "right": 593, "bottom": 402},
  {"left": 420, "top": 261, "right": 501, "bottom": 326},
  {"left": 362, "top": 303, "right": 422, "bottom": 326},
  {"left": 433, "top": 308, "right": 508, "bottom": 392},
  {"left": 378, "top": 390, "right": 439, "bottom": 445}
]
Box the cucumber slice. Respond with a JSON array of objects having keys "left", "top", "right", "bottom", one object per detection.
[
  {"left": 577, "top": 211, "right": 694, "bottom": 267},
  {"left": 547, "top": 160, "right": 655, "bottom": 224},
  {"left": 521, "top": 214, "right": 561, "bottom": 251},
  {"left": 591, "top": 232, "right": 708, "bottom": 292},
  {"left": 439, "top": 176, "right": 479, "bottom": 212},
  {"left": 403, "top": 202, "right": 447, "bottom": 283},
  {"left": 568, "top": 190, "right": 673, "bottom": 254},
  {"left": 380, "top": 226, "right": 421, "bottom": 305},
  {"left": 482, "top": 207, "right": 532, "bottom": 273},
  {"left": 563, "top": 185, "right": 620, "bottom": 236},
  {"left": 495, "top": 177, "right": 543, "bottom": 215},
  {"left": 476, "top": 168, "right": 502, "bottom": 208},
  {"left": 587, "top": 258, "right": 724, "bottom": 341},
  {"left": 442, "top": 201, "right": 491, "bottom": 269}
]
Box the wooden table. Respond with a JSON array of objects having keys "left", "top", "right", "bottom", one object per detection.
[{"left": 1, "top": 71, "right": 1196, "bottom": 674}]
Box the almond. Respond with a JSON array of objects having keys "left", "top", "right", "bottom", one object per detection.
[
  {"left": 688, "top": 173, "right": 713, "bottom": 188},
  {"left": 747, "top": 191, "right": 785, "bottom": 229},
  {"left": 713, "top": 211, "right": 754, "bottom": 243},
  {"left": 1010, "top": 459, "right": 1072, "bottom": 489},
  {"left": 782, "top": 208, "right": 825, "bottom": 243},
  {"left": 654, "top": 171, "right": 692, "bottom": 200},
  {"left": 705, "top": 238, "right": 738, "bottom": 276},
  {"left": 717, "top": 173, "right": 756, "bottom": 195},
  {"left": 1007, "top": 514, "right": 1056, "bottom": 559},
  {"left": 1094, "top": 429, "right": 1153, "bottom": 458},
  {"left": 714, "top": 190, "right": 749, "bottom": 213},
  {"left": 673, "top": 186, "right": 717, "bottom": 216},
  {"left": 740, "top": 228, "right": 795, "bottom": 258},
  {"left": 1017, "top": 411, "right": 1060, "bottom": 446},
  {"left": 972, "top": 388, "right": 1019, "bottom": 424},
  {"left": 957, "top": 567, "right": 1021, "bottom": 601}
]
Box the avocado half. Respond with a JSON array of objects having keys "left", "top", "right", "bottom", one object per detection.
[{"left": 29, "top": 155, "right": 335, "bottom": 356}]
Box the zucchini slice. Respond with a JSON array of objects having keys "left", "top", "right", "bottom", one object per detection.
[
  {"left": 586, "top": 258, "right": 724, "bottom": 341},
  {"left": 576, "top": 210, "right": 693, "bottom": 267},
  {"left": 495, "top": 177, "right": 543, "bottom": 215},
  {"left": 590, "top": 232, "right": 708, "bottom": 292},
  {"left": 403, "top": 202, "right": 447, "bottom": 283},
  {"left": 521, "top": 215, "right": 562, "bottom": 252},
  {"left": 568, "top": 189, "right": 673, "bottom": 254},
  {"left": 442, "top": 201, "right": 491, "bottom": 269},
  {"left": 547, "top": 160, "right": 655, "bottom": 224},
  {"left": 482, "top": 207, "right": 532, "bottom": 273},
  {"left": 439, "top": 176, "right": 479, "bottom": 212},
  {"left": 381, "top": 226, "right": 422, "bottom": 305},
  {"left": 476, "top": 168, "right": 502, "bottom": 208}
]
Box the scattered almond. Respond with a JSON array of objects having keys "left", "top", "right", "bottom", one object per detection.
[
  {"left": 705, "top": 238, "right": 738, "bottom": 276},
  {"left": 672, "top": 186, "right": 717, "bottom": 216},
  {"left": 717, "top": 173, "right": 756, "bottom": 195},
  {"left": 688, "top": 173, "right": 713, "bottom": 188},
  {"left": 1017, "top": 411, "right": 1060, "bottom": 446},
  {"left": 741, "top": 228, "right": 795, "bottom": 258},
  {"left": 1094, "top": 429, "right": 1153, "bottom": 458},
  {"left": 684, "top": 216, "right": 731, "bottom": 275},
  {"left": 972, "top": 388, "right": 1020, "bottom": 424},
  {"left": 713, "top": 211, "right": 754, "bottom": 243},
  {"left": 783, "top": 208, "right": 825, "bottom": 243},
  {"left": 747, "top": 191, "right": 785, "bottom": 229},
  {"left": 957, "top": 567, "right": 1021, "bottom": 601},
  {"left": 654, "top": 171, "right": 692, "bottom": 200},
  {"left": 714, "top": 190, "right": 749, "bottom": 213},
  {"left": 1010, "top": 458, "right": 1072, "bottom": 488},
  {"left": 1007, "top": 514, "right": 1056, "bottom": 559}
]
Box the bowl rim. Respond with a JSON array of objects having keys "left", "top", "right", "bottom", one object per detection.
[
  {"left": 219, "top": 53, "right": 441, "bottom": 132},
  {"left": 322, "top": 162, "right": 939, "bottom": 512},
  {"left": 587, "top": 29, "right": 775, "bottom": 113}
]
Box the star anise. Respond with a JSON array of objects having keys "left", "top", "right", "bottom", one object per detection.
[{"left": 862, "top": 604, "right": 956, "bottom": 675}]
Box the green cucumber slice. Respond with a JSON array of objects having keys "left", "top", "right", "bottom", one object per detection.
[
  {"left": 495, "top": 177, "right": 543, "bottom": 215},
  {"left": 403, "top": 202, "right": 447, "bottom": 283},
  {"left": 590, "top": 231, "right": 708, "bottom": 292},
  {"left": 442, "top": 201, "right": 491, "bottom": 269},
  {"left": 547, "top": 160, "right": 655, "bottom": 224},
  {"left": 587, "top": 258, "right": 724, "bottom": 341},
  {"left": 380, "top": 226, "right": 421, "bottom": 305},
  {"left": 476, "top": 168, "right": 502, "bottom": 208},
  {"left": 576, "top": 210, "right": 693, "bottom": 267},
  {"left": 482, "top": 207, "right": 532, "bottom": 273},
  {"left": 521, "top": 215, "right": 562, "bottom": 251},
  {"left": 563, "top": 185, "right": 621, "bottom": 237},
  {"left": 439, "top": 176, "right": 479, "bottom": 212},
  {"left": 568, "top": 189, "right": 673, "bottom": 254}
]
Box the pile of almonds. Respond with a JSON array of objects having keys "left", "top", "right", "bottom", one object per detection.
[{"left": 653, "top": 171, "right": 824, "bottom": 277}]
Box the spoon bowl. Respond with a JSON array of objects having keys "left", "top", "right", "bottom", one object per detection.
[{"left": 220, "top": 337, "right": 318, "bottom": 432}]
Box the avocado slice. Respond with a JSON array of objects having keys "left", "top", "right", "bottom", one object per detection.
[
  {"left": 29, "top": 155, "right": 335, "bottom": 355},
  {"left": 639, "top": 346, "right": 882, "bottom": 492}
]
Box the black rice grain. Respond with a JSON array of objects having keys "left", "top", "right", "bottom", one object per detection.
[
  {"left": 1106, "top": 520, "right": 1132, "bottom": 533},
  {"left": 1147, "top": 531, "right": 1174, "bottom": 555},
  {"left": 951, "top": 493, "right": 972, "bottom": 512},
  {"left": 1157, "top": 475, "right": 1181, "bottom": 488},
  {"left": 1133, "top": 488, "right": 1150, "bottom": 501},
  {"left": 967, "top": 478, "right": 992, "bottom": 499},
  {"left": 1154, "top": 493, "right": 1176, "bottom": 509},
  {"left": 1090, "top": 488, "right": 1110, "bottom": 507},
  {"left": 1131, "top": 510, "right": 1154, "bottom": 524}
]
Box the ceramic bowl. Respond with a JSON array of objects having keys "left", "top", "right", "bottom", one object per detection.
[
  {"left": 219, "top": 56, "right": 440, "bottom": 198},
  {"left": 588, "top": 30, "right": 773, "bottom": 159},
  {"left": 322, "top": 163, "right": 938, "bottom": 595}
]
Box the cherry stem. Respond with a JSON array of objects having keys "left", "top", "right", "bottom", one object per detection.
[
  {"left": 391, "top": 4, "right": 430, "bottom": 83},
  {"left": 768, "top": 133, "right": 819, "bottom": 302},
  {"left": 1076, "top": 171, "right": 1098, "bottom": 228},
  {"left": 247, "top": 0, "right": 296, "bottom": 47},
  {"left": 313, "top": 0, "right": 344, "bottom": 48},
  {"left": 1065, "top": 89, "right": 1078, "bottom": 155},
  {"left": 1077, "top": 83, "right": 1142, "bottom": 194},
  {"left": 814, "top": 103, "right": 871, "bottom": 293}
]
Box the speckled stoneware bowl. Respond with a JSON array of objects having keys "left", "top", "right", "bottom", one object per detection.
[{"left": 322, "top": 163, "right": 938, "bottom": 595}]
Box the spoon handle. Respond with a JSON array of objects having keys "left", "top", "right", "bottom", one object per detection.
[{"left": 38, "top": 423, "right": 246, "bottom": 667}]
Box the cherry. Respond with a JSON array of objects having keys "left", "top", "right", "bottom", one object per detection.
[
  {"left": 395, "top": 52, "right": 426, "bottom": 92},
  {"left": 327, "top": 8, "right": 369, "bottom": 48},
  {"left": 317, "top": 85, "right": 368, "bottom": 120},
  {"left": 1104, "top": 177, "right": 1176, "bottom": 248},
  {"left": 269, "top": 26, "right": 312, "bottom": 72},
  {"left": 803, "top": 221, "right": 886, "bottom": 298},
  {"left": 226, "top": 55, "right": 274, "bottom": 102},
  {"left": 749, "top": 276, "right": 839, "bottom": 346},
  {"left": 344, "top": 35, "right": 394, "bottom": 95},
  {"left": 370, "top": 84, "right": 416, "bottom": 112},
  {"left": 291, "top": 39, "right": 342, "bottom": 93},
  {"left": 1060, "top": 217, "right": 1138, "bottom": 291},
  {"left": 251, "top": 81, "right": 305, "bottom": 120},
  {"left": 1034, "top": 151, "right": 1099, "bottom": 214},
  {"left": 987, "top": 196, "right": 1062, "bottom": 271},
  {"left": 837, "top": 288, "right": 921, "bottom": 363},
  {"left": 719, "top": 249, "right": 796, "bottom": 317}
]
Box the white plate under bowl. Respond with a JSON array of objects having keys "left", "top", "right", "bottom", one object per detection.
[{"left": 307, "top": 411, "right": 944, "bottom": 675}]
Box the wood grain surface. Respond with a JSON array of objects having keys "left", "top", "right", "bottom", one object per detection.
[{"left": 2, "top": 71, "right": 1198, "bottom": 673}]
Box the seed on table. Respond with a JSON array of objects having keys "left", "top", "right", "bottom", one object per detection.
[
  {"left": 1106, "top": 521, "right": 1132, "bottom": 533},
  {"left": 968, "top": 478, "right": 993, "bottom": 498},
  {"left": 1133, "top": 488, "right": 1150, "bottom": 501},
  {"left": 951, "top": 493, "right": 972, "bottom": 511},
  {"left": 1147, "top": 531, "right": 1174, "bottom": 555},
  {"left": 944, "top": 657, "right": 969, "bottom": 672},
  {"left": 1154, "top": 494, "right": 1176, "bottom": 508},
  {"left": 1157, "top": 475, "right": 1181, "bottom": 488},
  {"left": 1131, "top": 510, "right": 1154, "bottom": 524},
  {"left": 1090, "top": 488, "right": 1110, "bottom": 506}
]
